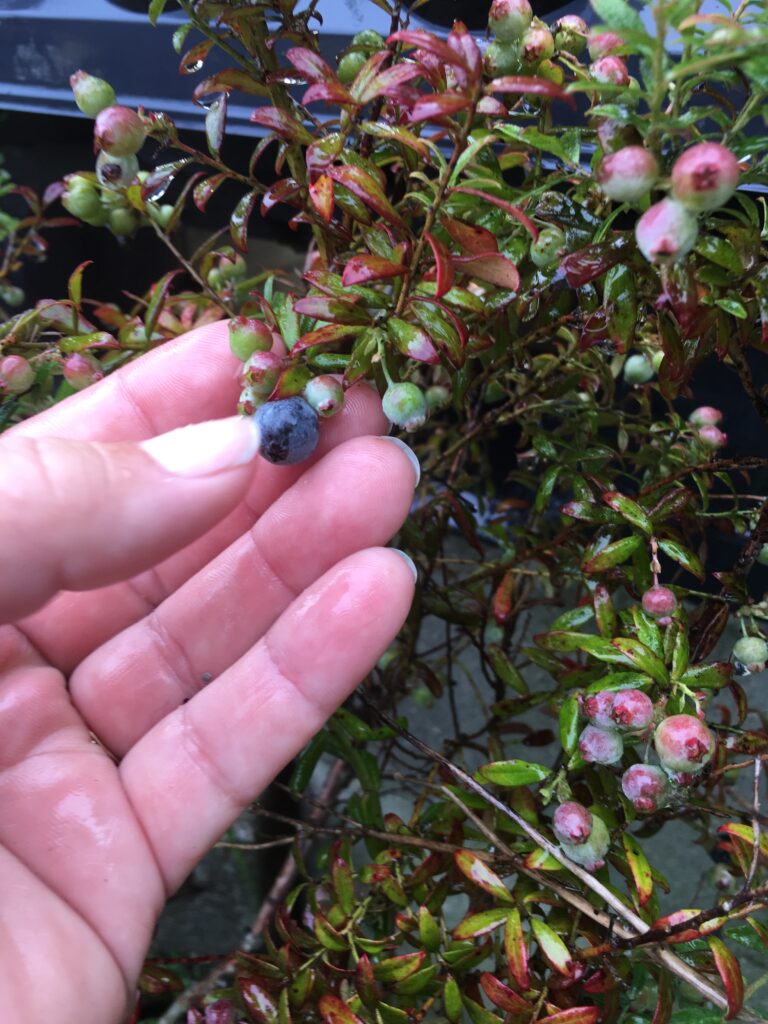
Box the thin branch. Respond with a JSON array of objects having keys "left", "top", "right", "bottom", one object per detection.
[{"left": 742, "top": 756, "right": 763, "bottom": 894}]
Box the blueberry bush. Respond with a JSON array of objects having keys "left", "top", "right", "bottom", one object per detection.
[{"left": 2, "top": 0, "right": 768, "bottom": 1021}]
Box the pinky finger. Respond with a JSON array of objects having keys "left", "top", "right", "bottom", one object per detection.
[{"left": 119, "top": 547, "right": 415, "bottom": 892}]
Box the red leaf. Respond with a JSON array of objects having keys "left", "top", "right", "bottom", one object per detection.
[
  {"left": 493, "top": 569, "right": 516, "bottom": 624},
  {"left": 442, "top": 215, "right": 499, "bottom": 255},
  {"left": 650, "top": 909, "right": 703, "bottom": 944},
  {"left": 448, "top": 22, "right": 482, "bottom": 82},
  {"left": 193, "top": 68, "right": 268, "bottom": 103},
  {"left": 388, "top": 29, "right": 472, "bottom": 71},
  {"left": 543, "top": 1009, "right": 600, "bottom": 1024},
  {"left": 477, "top": 96, "right": 508, "bottom": 116},
  {"left": 708, "top": 937, "right": 744, "bottom": 1019},
  {"left": 409, "top": 93, "right": 472, "bottom": 123},
  {"left": 652, "top": 969, "right": 673, "bottom": 1024},
  {"left": 250, "top": 106, "right": 312, "bottom": 144},
  {"left": 327, "top": 165, "right": 406, "bottom": 232},
  {"left": 286, "top": 47, "right": 337, "bottom": 83},
  {"left": 292, "top": 323, "right": 366, "bottom": 353},
  {"left": 488, "top": 75, "right": 576, "bottom": 106},
  {"left": 356, "top": 62, "right": 423, "bottom": 105},
  {"left": 424, "top": 231, "right": 454, "bottom": 298},
  {"left": 318, "top": 995, "right": 364, "bottom": 1024},
  {"left": 261, "top": 179, "right": 303, "bottom": 217},
  {"left": 505, "top": 909, "right": 530, "bottom": 990},
  {"left": 230, "top": 189, "right": 259, "bottom": 253},
  {"left": 238, "top": 978, "right": 277, "bottom": 1024},
  {"left": 309, "top": 174, "right": 334, "bottom": 224},
  {"left": 179, "top": 38, "right": 214, "bottom": 74},
  {"left": 303, "top": 81, "right": 355, "bottom": 105},
  {"left": 452, "top": 252, "right": 520, "bottom": 291},
  {"left": 342, "top": 254, "right": 405, "bottom": 285},
  {"left": 479, "top": 973, "right": 530, "bottom": 1015},
  {"left": 560, "top": 237, "right": 633, "bottom": 287},
  {"left": 293, "top": 296, "right": 371, "bottom": 325},
  {"left": 451, "top": 187, "right": 538, "bottom": 240}
]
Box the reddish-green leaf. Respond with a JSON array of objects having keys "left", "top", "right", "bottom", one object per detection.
[
  {"left": 602, "top": 491, "right": 652, "bottom": 535},
  {"left": 303, "top": 81, "right": 355, "bottom": 105},
  {"left": 373, "top": 951, "right": 425, "bottom": 983},
  {"left": 650, "top": 909, "right": 703, "bottom": 944},
  {"left": 205, "top": 94, "right": 227, "bottom": 158},
  {"left": 487, "top": 75, "right": 575, "bottom": 106},
  {"left": 582, "top": 534, "right": 642, "bottom": 573},
  {"left": 67, "top": 259, "right": 92, "bottom": 312},
  {"left": 480, "top": 973, "right": 531, "bottom": 1015},
  {"left": 424, "top": 231, "right": 454, "bottom": 298},
  {"left": 410, "top": 93, "right": 472, "bottom": 123},
  {"left": 610, "top": 638, "right": 669, "bottom": 685},
  {"left": 239, "top": 979, "right": 278, "bottom": 1024},
  {"left": 144, "top": 270, "right": 182, "bottom": 341},
  {"left": 452, "top": 252, "right": 520, "bottom": 291},
  {"left": 505, "top": 909, "right": 530, "bottom": 989},
  {"left": 286, "top": 47, "right": 337, "bottom": 83},
  {"left": 328, "top": 165, "right": 406, "bottom": 232},
  {"left": 193, "top": 173, "right": 227, "bottom": 212},
  {"left": 708, "top": 937, "right": 744, "bottom": 1019},
  {"left": 623, "top": 832, "right": 653, "bottom": 907},
  {"left": 594, "top": 583, "right": 617, "bottom": 638},
  {"left": 652, "top": 969, "right": 673, "bottom": 1024},
  {"left": 387, "top": 29, "right": 472, "bottom": 71},
  {"left": 309, "top": 174, "right": 334, "bottom": 224},
  {"left": 293, "top": 296, "right": 371, "bottom": 325},
  {"left": 543, "top": 1009, "right": 600, "bottom": 1024},
  {"left": 318, "top": 995, "right": 364, "bottom": 1024},
  {"left": 454, "top": 908, "right": 510, "bottom": 939},
  {"left": 530, "top": 918, "right": 573, "bottom": 975},
  {"left": 493, "top": 569, "right": 516, "bottom": 624},
  {"left": 293, "top": 323, "right": 366, "bottom": 353},
  {"left": 357, "top": 63, "right": 423, "bottom": 105},
  {"left": 387, "top": 317, "right": 439, "bottom": 364},
  {"left": 657, "top": 538, "right": 706, "bottom": 582},
  {"left": 179, "top": 38, "right": 215, "bottom": 74},
  {"left": 717, "top": 822, "right": 768, "bottom": 862},
  {"left": 454, "top": 849, "right": 512, "bottom": 902},
  {"left": 331, "top": 857, "right": 354, "bottom": 916},
  {"left": 314, "top": 911, "right": 348, "bottom": 951},
  {"left": 230, "top": 189, "right": 259, "bottom": 253},
  {"left": 679, "top": 662, "right": 732, "bottom": 690},
  {"left": 355, "top": 954, "right": 381, "bottom": 1007},
  {"left": 250, "top": 106, "right": 312, "bottom": 144},
  {"left": 342, "top": 254, "right": 405, "bottom": 286},
  {"left": 747, "top": 916, "right": 768, "bottom": 951},
  {"left": 451, "top": 187, "right": 538, "bottom": 240},
  {"left": 194, "top": 69, "right": 268, "bottom": 102},
  {"left": 442, "top": 215, "right": 499, "bottom": 255}
]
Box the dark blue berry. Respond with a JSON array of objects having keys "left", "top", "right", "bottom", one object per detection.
[{"left": 254, "top": 396, "right": 320, "bottom": 466}]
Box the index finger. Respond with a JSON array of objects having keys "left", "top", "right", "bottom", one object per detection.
[{"left": 8, "top": 319, "right": 239, "bottom": 443}]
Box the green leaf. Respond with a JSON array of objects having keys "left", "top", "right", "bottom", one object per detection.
[
  {"left": 454, "top": 849, "right": 512, "bottom": 902},
  {"left": 582, "top": 534, "right": 643, "bottom": 573},
  {"left": 149, "top": 0, "right": 169, "bottom": 25},
  {"left": 374, "top": 951, "right": 426, "bottom": 984},
  {"left": 695, "top": 236, "right": 743, "bottom": 274},
  {"left": 715, "top": 297, "right": 748, "bottom": 319},
  {"left": 487, "top": 645, "right": 528, "bottom": 694},
  {"left": 530, "top": 918, "right": 573, "bottom": 975},
  {"left": 534, "top": 631, "right": 615, "bottom": 657},
  {"left": 418, "top": 906, "right": 442, "bottom": 952},
  {"left": 476, "top": 759, "right": 551, "bottom": 787},
  {"left": 444, "top": 977, "right": 462, "bottom": 1023},
  {"left": 591, "top": 0, "right": 646, "bottom": 35},
  {"left": 551, "top": 605, "right": 595, "bottom": 630},
  {"left": 610, "top": 638, "right": 669, "bottom": 685},
  {"left": 462, "top": 997, "right": 505, "bottom": 1024},
  {"left": 453, "top": 908, "right": 510, "bottom": 940},
  {"left": 604, "top": 265, "right": 637, "bottom": 346},
  {"left": 658, "top": 539, "right": 705, "bottom": 581},
  {"left": 559, "top": 697, "right": 580, "bottom": 756},
  {"left": 505, "top": 909, "right": 530, "bottom": 989},
  {"left": 602, "top": 492, "right": 652, "bottom": 535},
  {"left": 679, "top": 662, "right": 732, "bottom": 689},
  {"left": 623, "top": 832, "right": 653, "bottom": 907}
]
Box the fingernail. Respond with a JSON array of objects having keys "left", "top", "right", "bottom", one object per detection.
[
  {"left": 392, "top": 548, "right": 418, "bottom": 582},
  {"left": 140, "top": 416, "right": 261, "bottom": 477},
  {"left": 379, "top": 435, "right": 420, "bottom": 486}
]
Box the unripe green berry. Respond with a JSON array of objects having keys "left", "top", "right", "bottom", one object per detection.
[
  {"left": 238, "top": 385, "right": 266, "bottom": 417},
  {"left": 96, "top": 151, "right": 139, "bottom": 190},
  {"left": 147, "top": 203, "right": 175, "bottom": 229},
  {"left": 530, "top": 226, "right": 565, "bottom": 267},
  {"left": 351, "top": 30, "right": 385, "bottom": 48},
  {"left": 229, "top": 317, "right": 273, "bottom": 361},
  {"left": 426, "top": 385, "right": 451, "bottom": 411},
  {"left": 303, "top": 375, "right": 344, "bottom": 417},
  {"left": 624, "top": 354, "right": 654, "bottom": 385},
  {"left": 560, "top": 815, "right": 610, "bottom": 869},
  {"left": 483, "top": 40, "right": 521, "bottom": 77},
  {"left": 382, "top": 382, "right": 427, "bottom": 432},
  {"left": 0, "top": 355, "right": 34, "bottom": 394},
  {"left": 70, "top": 70, "right": 116, "bottom": 117},
  {"left": 94, "top": 105, "right": 146, "bottom": 157},
  {"left": 732, "top": 636, "right": 768, "bottom": 673},
  {"left": 338, "top": 50, "right": 367, "bottom": 84},
  {"left": 241, "top": 350, "right": 282, "bottom": 395},
  {"left": 108, "top": 206, "right": 139, "bottom": 236},
  {"left": 488, "top": 0, "right": 533, "bottom": 42},
  {"left": 554, "top": 15, "right": 588, "bottom": 55},
  {"left": 757, "top": 544, "right": 768, "bottom": 567},
  {"left": 518, "top": 25, "right": 555, "bottom": 68},
  {"left": 62, "top": 175, "right": 103, "bottom": 221}
]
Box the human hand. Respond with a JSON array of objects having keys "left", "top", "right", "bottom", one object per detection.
[{"left": 0, "top": 321, "right": 418, "bottom": 1023}]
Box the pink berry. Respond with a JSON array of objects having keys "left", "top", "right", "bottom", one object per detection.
[
  {"left": 582, "top": 691, "right": 615, "bottom": 729},
  {"left": 611, "top": 690, "right": 654, "bottom": 731},
  {"left": 94, "top": 105, "right": 146, "bottom": 157},
  {"left": 62, "top": 353, "right": 104, "bottom": 391},
  {"left": 641, "top": 585, "right": 678, "bottom": 622},
  {"left": 596, "top": 147, "right": 659, "bottom": 204},
  {"left": 590, "top": 56, "right": 629, "bottom": 87},
  {"left": 654, "top": 714, "right": 715, "bottom": 773},
  {"left": 0, "top": 355, "right": 34, "bottom": 394},
  {"left": 621, "top": 763, "right": 669, "bottom": 812},
  {"left": 588, "top": 30, "right": 624, "bottom": 60},
  {"left": 560, "top": 815, "right": 610, "bottom": 869},
  {"left": 553, "top": 801, "right": 593, "bottom": 845},
  {"left": 519, "top": 26, "right": 555, "bottom": 67},
  {"left": 635, "top": 198, "right": 698, "bottom": 264},
  {"left": 688, "top": 406, "right": 722, "bottom": 427},
  {"left": 671, "top": 142, "right": 740, "bottom": 213},
  {"left": 579, "top": 724, "right": 624, "bottom": 765},
  {"left": 698, "top": 425, "right": 727, "bottom": 449}
]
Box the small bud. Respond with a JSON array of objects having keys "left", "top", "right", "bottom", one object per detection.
[
  {"left": 382, "top": 382, "right": 428, "bottom": 432},
  {"left": 96, "top": 151, "right": 139, "bottom": 190},
  {"left": 530, "top": 225, "right": 565, "bottom": 267},
  {"left": 590, "top": 56, "right": 630, "bottom": 87},
  {"left": 303, "top": 375, "right": 345, "bottom": 418},
  {"left": 62, "top": 352, "right": 104, "bottom": 391},
  {"left": 488, "top": 0, "right": 533, "bottom": 41},
  {"left": 588, "top": 30, "right": 625, "bottom": 60},
  {"left": 671, "top": 142, "right": 740, "bottom": 213},
  {"left": 654, "top": 714, "right": 714, "bottom": 773},
  {"left": 641, "top": 585, "right": 677, "bottom": 623},
  {"left": 635, "top": 198, "right": 698, "bottom": 264},
  {"left": 610, "top": 690, "right": 654, "bottom": 732},
  {"left": 732, "top": 636, "right": 768, "bottom": 674},
  {"left": 554, "top": 15, "right": 588, "bottom": 55},
  {"left": 518, "top": 26, "right": 555, "bottom": 68},
  {"left": 582, "top": 691, "right": 615, "bottom": 729},
  {"left": 688, "top": 406, "right": 722, "bottom": 428},
  {"left": 70, "top": 70, "right": 116, "bottom": 117},
  {"left": 578, "top": 724, "right": 624, "bottom": 765},
  {"left": 559, "top": 815, "right": 610, "bottom": 870},
  {"left": 0, "top": 355, "right": 35, "bottom": 394},
  {"left": 94, "top": 105, "right": 146, "bottom": 157},
  {"left": 623, "top": 354, "right": 654, "bottom": 384},
  {"left": 553, "top": 801, "right": 593, "bottom": 845},
  {"left": 596, "top": 146, "right": 659, "bottom": 204},
  {"left": 241, "top": 350, "right": 282, "bottom": 395},
  {"left": 697, "top": 425, "right": 727, "bottom": 449},
  {"left": 621, "top": 763, "right": 669, "bottom": 812},
  {"left": 229, "top": 317, "right": 273, "bottom": 361}
]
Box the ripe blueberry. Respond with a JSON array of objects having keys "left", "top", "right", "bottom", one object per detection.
[{"left": 254, "top": 396, "right": 320, "bottom": 466}]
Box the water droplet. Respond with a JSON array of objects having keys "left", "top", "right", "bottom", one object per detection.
[{"left": 184, "top": 59, "right": 204, "bottom": 73}]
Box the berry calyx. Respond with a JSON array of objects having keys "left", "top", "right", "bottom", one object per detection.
[
  {"left": 303, "top": 375, "right": 345, "bottom": 417},
  {"left": 623, "top": 354, "right": 654, "bottom": 385},
  {"left": 588, "top": 30, "right": 624, "bottom": 60},
  {"left": 553, "top": 15, "right": 588, "bottom": 55},
  {"left": 578, "top": 724, "right": 624, "bottom": 765},
  {"left": 229, "top": 317, "right": 273, "bottom": 361},
  {"left": 582, "top": 691, "right": 615, "bottom": 729},
  {"left": 732, "top": 636, "right": 768, "bottom": 674},
  {"left": 635, "top": 198, "right": 698, "bottom": 264},
  {"left": 488, "top": 0, "right": 533, "bottom": 42},
  {"left": 94, "top": 105, "right": 146, "bottom": 157},
  {"left": 641, "top": 585, "right": 678, "bottom": 623},
  {"left": 697, "top": 425, "right": 727, "bottom": 449},
  {"left": 590, "top": 56, "right": 630, "bottom": 87},
  {"left": 518, "top": 26, "right": 555, "bottom": 68},
  {"left": 62, "top": 353, "right": 104, "bottom": 391},
  {"left": 0, "top": 355, "right": 34, "bottom": 394},
  {"left": 70, "top": 70, "right": 116, "bottom": 117},
  {"left": 654, "top": 714, "right": 715, "bottom": 773},
  {"left": 382, "top": 383, "right": 428, "bottom": 432},
  {"left": 671, "top": 142, "right": 740, "bottom": 213},
  {"left": 553, "top": 801, "right": 593, "bottom": 845},
  {"left": 610, "top": 690, "right": 654, "bottom": 732},
  {"left": 254, "top": 396, "right": 320, "bottom": 466},
  {"left": 560, "top": 814, "right": 610, "bottom": 870},
  {"left": 688, "top": 406, "right": 722, "bottom": 428},
  {"left": 596, "top": 147, "right": 659, "bottom": 204},
  {"left": 530, "top": 226, "right": 565, "bottom": 268},
  {"left": 621, "top": 763, "right": 669, "bottom": 812}
]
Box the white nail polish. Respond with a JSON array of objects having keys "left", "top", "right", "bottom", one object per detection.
[
  {"left": 140, "top": 416, "right": 261, "bottom": 477},
  {"left": 392, "top": 548, "right": 418, "bottom": 582},
  {"left": 379, "top": 435, "right": 421, "bottom": 486}
]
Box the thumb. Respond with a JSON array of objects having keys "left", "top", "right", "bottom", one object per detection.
[{"left": 0, "top": 416, "right": 261, "bottom": 621}]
